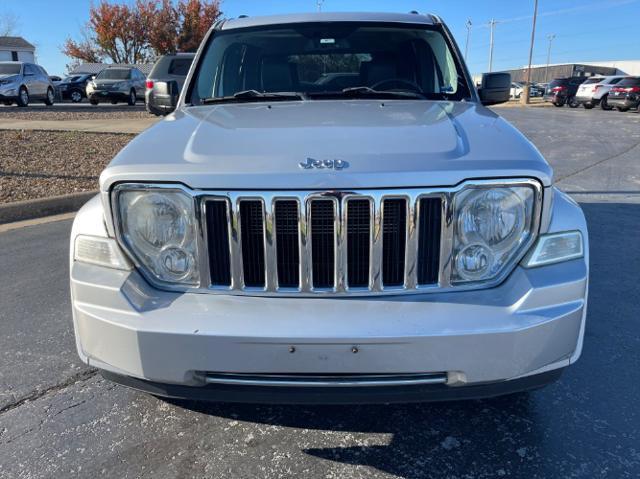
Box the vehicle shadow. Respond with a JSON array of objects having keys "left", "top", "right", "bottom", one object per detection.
[{"left": 162, "top": 201, "right": 638, "bottom": 478}]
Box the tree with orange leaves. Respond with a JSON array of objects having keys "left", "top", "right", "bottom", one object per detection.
[{"left": 62, "top": 0, "right": 221, "bottom": 66}]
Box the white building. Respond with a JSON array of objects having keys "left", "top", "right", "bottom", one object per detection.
[{"left": 0, "top": 36, "right": 35, "bottom": 63}]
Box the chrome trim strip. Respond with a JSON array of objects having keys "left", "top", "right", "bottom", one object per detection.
[
  {"left": 202, "top": 373, "right": 448, "bottom": 387},
  {"left": 109, "top": 178, "right": 543, "bottom": 297}
]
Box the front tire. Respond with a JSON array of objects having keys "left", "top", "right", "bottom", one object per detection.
[
  {"left": 2, "top": 101, "right": 12, "bottom": 106},
  {"left": 553, "top": 101, "right": 565, "bottom": 107},
  {"left": 583, "top": 103, "right": 593, "bottom": 109},
  {"left": 568, "top": 96, "right": 579, "bottom": 108},
  {"left": 44, "top": 87, "right": 55, "bottom": 106},
  {"left": 17, "top": 86, "right": 29, "bottom": 107},
  {"left": 89, "top": 98, "right": 99, "bottom": 105},
  {"left": 70, "top": 89, "right": 83, "bottom": 103},
  {"left": 127, "top": 89, "right": 137, "bottom": 106},
  {"left": 600, "top": 94, "right": 613, "bottom": 110},
  {"left": 616, "top": 106, "right": 629, "bottom": 112}
]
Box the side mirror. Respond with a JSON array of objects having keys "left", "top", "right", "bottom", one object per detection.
[{"left": 478, "top": 72, "right": 511, "bottom": 106}]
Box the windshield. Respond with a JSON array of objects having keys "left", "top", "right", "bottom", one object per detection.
[
  {"left": 190, "top": 22, "right": 470, "bottom": 103},
  {"left": 97, "top": 69, "right": 131, "bottom": 80},
  {"left": 0, "top": 64, "right": 21, "bottom": 75}
]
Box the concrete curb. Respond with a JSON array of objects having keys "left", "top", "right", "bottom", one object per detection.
[{"left": 0, "top": 191, "right": 97, "bottom": 225}]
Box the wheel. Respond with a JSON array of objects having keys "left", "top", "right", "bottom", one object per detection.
[
  {"left": 111, "top": 100, "right": 118, "bottom": 105},
  {"left": 44, "top": 87, "right": 54, "bottom": 106},
  {"left": 568, "top": 96, "right": 579, "bottom": 108},
  {"left": 17, "top": 86, "right": 29, "bottom": 107},
  {"left": 2, "top": 101, "right": 12, "bottom": 106},
  {"left": 600, "top": 94, "right": 613, "bottom": 110},
  {"left": 553, "top": 101, "right": 565, "bottom": 107},
  {"left": 127, "top": 89, "right": 137, "bottom": 106},
  {"left": 616, "top": 106, "right": 629, "bottom": 112},
  {"left": 583, "top": 103, "right": 593, "bottom": 109},
  {"left": 89, "top": 98, "right": 99, "bottom": 105},
  {"left": 70, "top": 89, "right": 83, "bottom": 103}
]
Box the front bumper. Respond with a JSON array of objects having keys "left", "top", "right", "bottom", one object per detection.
[
  {"left": 70, "top": 189, "right": 589, "bottom": 403},
  {"left": 88, "top": 90, "right": 128, "bottom": 102},
  {"left": 0, "top": 86, "right": 18, "bottom": 100}
]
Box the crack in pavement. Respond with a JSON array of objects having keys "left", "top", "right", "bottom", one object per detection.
[
  {"left": 0, "top": 369, "right": 97, "bottom": 417},
  {"left": 556, "top": 138, "right": 640, "bottom": 182}
]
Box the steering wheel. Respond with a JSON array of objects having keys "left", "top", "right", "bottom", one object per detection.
[{"left": 371, "top": 78, "right": 422, "bottom": 92}]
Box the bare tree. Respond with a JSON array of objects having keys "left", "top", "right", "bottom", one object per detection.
[{"left": 0, "top": 12, "right": 19, "bottom": 36}]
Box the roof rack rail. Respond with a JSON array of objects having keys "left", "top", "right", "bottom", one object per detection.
[
  {"left": 238, "top": 14, "right": 249, "bottom": 18},
  {"left": 409, "top": 10, "right": 419, "bottom": 14}
]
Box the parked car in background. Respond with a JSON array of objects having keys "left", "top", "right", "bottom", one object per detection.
[
  {"left": 86, "top": 66, "right": 146, "bottom": 106},
  {"left": 0, "top": 61, "right": 55, "bottom": 107},
  {"left": 145, "top": 53, "right": 195, "bottom": 115},
  {"left": 543, "top": 77, "right": 585, "bottom": 107},
  {"left": 510, "top": 82, "right": 523, "bottom": 99},
  {"left": 574, "top": 76, "right": 625, "bottom": 110},
  {"left": 607, "top": 76, "right": 640, "bottom": 112},
  {"left": 58, "top": 73, "right": 94, "bottom": 103},
  {"left": 529, "top": 83, "right": 545, "bottom": 97}
]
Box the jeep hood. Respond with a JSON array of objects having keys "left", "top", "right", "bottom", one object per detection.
[{"left": 101, "top": 100, "right": 552, "bottom": 192}]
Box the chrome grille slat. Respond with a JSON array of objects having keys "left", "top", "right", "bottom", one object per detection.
[
  {"left": 274, "top": 200, "right": 300, "bottom": 288},
  {"left": 346, "top": 198, "right": 372, "bottom": 288},
  {"left": 381, "top": 198, "right": 407, "bottom": 286},
  {"left": 310, "top": 199, "right": 337, "bottom": 289},
  {"left": 239, "top": 200, "right": 266, "bottom": 287}
]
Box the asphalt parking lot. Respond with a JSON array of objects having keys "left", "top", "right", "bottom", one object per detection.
[{"left": 1, "top": 106, "right": 639, "bottom": 478}]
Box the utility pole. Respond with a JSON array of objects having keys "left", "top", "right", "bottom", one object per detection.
[
  {"left": 545, "top": 34, "right": 556, "bottom": 83},
  {"left": 488, "top": 19, "right": 498, "bottom": 72},
  {"left": 464, "top": 19, "right": 472, "bottom": 61},
  {"left": 317, "top": 0, "right": 324, "bottom": 12},
  {"left": 522, "top": 0, "right": 539, "bottom": 104}
]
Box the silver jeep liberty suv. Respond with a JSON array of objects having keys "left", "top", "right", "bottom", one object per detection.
[{"left": 70, "top": 12, "right": 588, "bottom": 404}]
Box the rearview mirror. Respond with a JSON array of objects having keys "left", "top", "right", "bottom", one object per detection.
[{"left": 478, "top": 72, "right": 511, "bottom": 106}]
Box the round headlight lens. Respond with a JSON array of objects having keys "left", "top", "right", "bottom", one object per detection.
[
  {"left": 457, "top": 189, "right": 526, "bottom": 249},
  {"left": 455, "top": 244, "right": 494, "bottom": 281},
  {"left": 126, "top": 192, "right": 191, "bottom": 252},
  {"left": 118, "top": 189, "right": 199, "bottom": 286}
]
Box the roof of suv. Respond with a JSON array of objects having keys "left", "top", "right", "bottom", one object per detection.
[{"left": 221, "top": 12, "right": 438, "bottom": 30}]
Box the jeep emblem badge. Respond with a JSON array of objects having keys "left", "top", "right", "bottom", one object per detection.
[{"left": 299, "top": 158, "right": 349, "bottom": 170}]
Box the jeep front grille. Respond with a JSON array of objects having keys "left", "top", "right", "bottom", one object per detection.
[{"left": 201, "top": 190, "right": 443, "bottom": 295}]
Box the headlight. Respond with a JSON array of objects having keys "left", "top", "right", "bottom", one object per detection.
[
  {"left": 452, "top": 184, "right": 538, "bottom": 283},
  {"left": 115, "top": 187, "right": 200, "bottom": 286}
]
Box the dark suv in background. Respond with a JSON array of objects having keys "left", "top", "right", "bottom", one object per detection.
[
  {"left": 607, "top": 77, "right": 640, "bottom": 112},
  {"left": 57, "top": 74, "right": 94, "bottom": 103},
  {"left": 86, "top": 67, "right": 146, "bottom": 106},
  {"left": 145, "top": 53, "right": 195, "bottom": 115},
  {"left": 544, "top": 77, "right": 585, "bottom": 107}
]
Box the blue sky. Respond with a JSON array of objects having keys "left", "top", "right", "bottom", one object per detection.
[{"left": 3, "top": 0, "right": 639, "bottom": 76}]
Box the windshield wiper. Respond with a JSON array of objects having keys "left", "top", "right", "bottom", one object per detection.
[
  {"left": 308, "top": 86, "right": 427, "bottom": 100},
  {"left": 201, "top": 90, "right": 304, "bottom": 104}
]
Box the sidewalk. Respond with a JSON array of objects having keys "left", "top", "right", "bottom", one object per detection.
[{"left": 0, "top": 117, "right": 159, "bottom": 134}]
